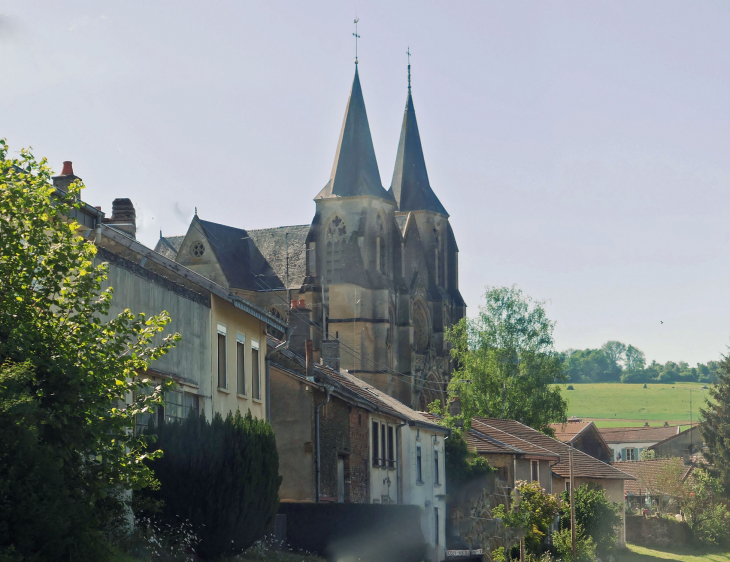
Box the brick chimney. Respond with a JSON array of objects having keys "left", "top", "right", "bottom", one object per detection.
[
  {"left": 288, "top": 299, "right": 311, "bottom": 357},
  {"left": 102, "top": 198, "right": 136, "bottom": 239},
  {"left": 321, "top": 339, "right": 340, "bottom": 372},
  {"left": 52, "top": 161, "right": 80, "bottom": 191}
]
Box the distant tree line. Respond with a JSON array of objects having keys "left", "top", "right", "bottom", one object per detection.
[{"left": 560, "top": 340, "right": 719, "bottom": 384}]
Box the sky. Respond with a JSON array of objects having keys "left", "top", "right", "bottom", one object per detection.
[{"left": 2, "top": 1, "right": 730, "bottom": 366}]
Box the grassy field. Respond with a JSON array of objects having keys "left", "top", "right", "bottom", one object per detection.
[
  {"left": 557, "top": 382, "right": 710, "bottom": 427},
  {"left": 625, "top": 543, "right": 730, "bottom": 561}
]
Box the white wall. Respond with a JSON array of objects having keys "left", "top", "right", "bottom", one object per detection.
[{"left": 609, "top": 442, "right": 656, "bottom": 462}]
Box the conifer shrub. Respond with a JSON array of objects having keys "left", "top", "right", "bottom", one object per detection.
[{"left": 142, "top": 410, "right": 282, "bottom": 560}]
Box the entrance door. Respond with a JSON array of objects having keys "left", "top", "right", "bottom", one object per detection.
[{"left": 337, "top": 456, "right": 345, "bottom": 502}]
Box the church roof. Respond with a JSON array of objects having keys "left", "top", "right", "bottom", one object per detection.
[
  {"left": 316, "top": 68, "right": 392, "bottom": 201},
  {"left": 247, "top": 225, "right": 309, "bottom": 290},
  {"left": 389, "top": 92, "right": 447, "bottom": 216},
  {"left": 154, "top": 235, "right": 184, "bottom": 260},
  {"left": 197, "top": 219, "right": 259, "bottom": 291}
]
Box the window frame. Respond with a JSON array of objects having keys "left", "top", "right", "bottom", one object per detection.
[
  {"left": 217, "top": 324, "right": 227, "bottom": 390},
  {"left": 626, "top": 447, "right": 636, "bottom": 461},
  {"left": 236, "top": 334, "right": 246, "bottom": 396},
  {"left": 531, "top": 460, "right": 539, "bottom": 483},
  {"left": 387, "top": 425, "right": 395, "bottom": 468},
  {"left": 372, "top": 421, "right": 380, "bottom": 467},
  {"left": 251, "top": 340, "right": 261, "bottom": 400},
  {"left": 434, "top": 448, "right": 440, "bottom": 486},
  {"left": 416, "top": 444, "right": 423, "bottom": 484}
]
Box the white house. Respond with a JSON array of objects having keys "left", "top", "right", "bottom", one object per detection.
[{"left": 599, "top": 424, "right": 681, "bottom": 461}]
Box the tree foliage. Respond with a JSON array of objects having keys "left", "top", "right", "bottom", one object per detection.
[
  {"left": 443, "top": 429, "right": 494, "bottom": 493},
  {"left": 701, "top": 354, "right": 730, "bottom": 496},
  {"left": 141, "top": 410, "right": 282, "bottom": 560},
  {"left": 0, "top": 141, "right": 179, "bottom": 560},
  {"left": 445, "top": 286, "right": 567, "bottom": 433},
  {"left": 558, "top": 483, "right": 621, "bottom": 557}
]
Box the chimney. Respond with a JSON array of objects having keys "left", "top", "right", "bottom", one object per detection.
[
  {"left": 102, "top": 198, "right": 136, "bottom": 239},
  {"left": 305, "top": 340, "right": 314, "bottom": 380},
  {"left": 288, "top": 300, "right": 311, "bottom": 357},
  {"left": 321, "top": 339, "right": 340, "bottom": 372},
  {"left": 52, "top": 161, "right": 80, "bottom": 191}
]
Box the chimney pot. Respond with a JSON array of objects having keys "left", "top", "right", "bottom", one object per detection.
[
  {"left": 291, "top": 300, "right": 298, "bottom": 310},
  {"left": 298, "top": 299, "right": 306, "bottom": 309},
  {"left": 61, "top": 161, "right": 74, "bottom": 175}
]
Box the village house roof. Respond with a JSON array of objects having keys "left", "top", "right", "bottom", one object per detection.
[
  {"left": 648, "top": 424, "right": 702, "bottom": 451},
  {"left": 267, "top": 336, "right": 447, "bottom": 432},
  {"left": 420, "top": 413, "right": 524, "bottom": 455},
  {"left": 614, "top": 457, "right": 697, "bottom": 496},
  {"left": 598, "top": 425, "right": 681, "bottom": 444},
  {"left": 316, "top": 67, "right": 393, "bottom": 201},
  {"left": 549, "top": 419, "right": 593, "bottom": 442},
  {"left": 389, "top": 91, "right": 448, "bottom": 216},
  {"left": 473, "top": 419, "right": 634, "bottom": 481}
]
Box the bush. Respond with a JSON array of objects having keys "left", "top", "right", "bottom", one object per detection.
[
  {"left": 559, "top": 483, "right": 621, "bottom": 557},
  {"left": 141, "top": 410, "right": 282, "bottom": 559},
  {"left": 552, "top": 524, "right": 596, "bottom": 562},
  {"left": 566, "top": 385, "right": 574, "bottom": 390}
]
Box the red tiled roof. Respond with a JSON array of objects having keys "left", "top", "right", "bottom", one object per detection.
[
  {"left": 420, "top": 413, "right": 522, "bottom": 455},
  {"left": 598, "top": 425, "right": 680, "bottom": 444},
  {"left": 613, "top": 458, "right": 696, "bottom": 496},
  {"left": 549, "top": 420, "right": 593, "bottom": 442},
  {"left": 471, "top": 419, "right": 560, "bottom": 461},
  {"left": 474, "top": 418, "right": 634, "bottom": 481}
]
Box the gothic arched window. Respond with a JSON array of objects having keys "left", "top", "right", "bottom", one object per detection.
[
  {"left": 325, "top": 216, "right": 347, "bottom": 284},
  {"left": 375, "top": 213, "right": 386, "bottom": 273},
  {"left": 413, "top": 302, "right": 429, "bottom": 353}
]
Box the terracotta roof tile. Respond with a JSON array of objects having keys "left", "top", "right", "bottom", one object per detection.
[
  {"left": 614, "top": 458, "right": 696, "bottom": 496},
  {"left": 599, "top": 426, "right": 681, "bottom": 444}
]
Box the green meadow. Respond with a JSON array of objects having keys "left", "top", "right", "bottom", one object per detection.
[{"left": 557, "top": 382, "right": 710, "bottom": 428}]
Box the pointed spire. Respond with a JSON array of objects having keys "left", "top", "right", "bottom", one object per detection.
[
  {"left": 390, "top": 88, "right": 448, "bottom": 215},
  {"left": 316, "top": 67, "right": 392, "bottom": 200}
]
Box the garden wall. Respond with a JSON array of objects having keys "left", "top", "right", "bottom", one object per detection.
[{"left": 625, "top": 515, "right": 692, "bottom": 547}]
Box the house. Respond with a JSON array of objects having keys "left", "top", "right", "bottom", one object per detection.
[
  {"left": 549, "top": 418, "right": 613, "bottom": 463},
  {"left": 268, "top": 333, "right": 449, "bottom": 562},
  {"left": 649, "top": 425, "right": 704, "bottom": 459},
  {"left": 598, "top": 424, "right": 681, "bottom": 462},
  {"left": 614, "top": 457, "right": 698, "bottom": 513},
  {"left": 55, "top": 164, "right": 287, "bottom": 425}
]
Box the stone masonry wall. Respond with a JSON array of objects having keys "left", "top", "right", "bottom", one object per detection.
[
  {"left": 625, "top": 515, "right": 692, "bottom": 547},
  {"left": 349, "top": 407, "right": 370, "bottom": 503}
]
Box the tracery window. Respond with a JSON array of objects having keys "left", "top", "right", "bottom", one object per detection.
[
  {"left": 413, "top": 302, "right": 429, "bottom": 353},
  {"left": 325, "top": 216, "right": 347, "bottom": 284}
]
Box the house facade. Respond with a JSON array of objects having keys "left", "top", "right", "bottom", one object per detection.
[
  {"left": 549, "top": 418, "right": 613, "bottom": 463},
  {"left": 598, "top": 424, "right": 681, "bottom": 462},
  {"left": 268, "top": 333, "right": 449, "bottom": 562}
]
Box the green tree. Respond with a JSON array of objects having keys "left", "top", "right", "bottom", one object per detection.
[
  {"left": 0, "top": 141, "right": 179, "bottom": 560},
  {"left": 601, "top": 340, "right": 626, "bottom": 371},
  {"left": 559, "top": 483, "right": 621, "bottom": 557},
  {"left": 142, "top": 410, "right": 282, "bottom": 559},
  {"left": 493, "top": 480, "right": 563, "bottom": 556},
  {"left": 624, "top": 345, "right": 646, "bottom": 372},
  {"left": 443, "top": 429, "right": 494, "bottom": 493},
  {"left": 701, "top": 354, "right": 730, "bottom": 496},
  {"left": 445, "top": 286, "right": 567, "bottom": 433},
  {"left": 562, "top": 348, "right": 619, "bottom": 383}
]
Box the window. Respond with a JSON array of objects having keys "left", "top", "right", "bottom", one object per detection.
[
  {"left": 626, "top": 447, "right": 636, "bottom": 461},
  {"left": 252, "top": 342, "right": 260, "bottom": 399},
  {"left": 416, "top": 444, "right": 423, "bottom": 483},
  {"left": 531, "top": 460, "right": 539, "bottom": 483},
  {"left": 372, "top": 421, "right": 380, "bottom": 466},
  {"left": 434, "top": 508, "right": 439, "bottom": 546},
  {"left": 135, "top": 388, "right": 199, "bottom": 434},
  {"left": 387, "top": 426, "right": 395, "bottom": 468},
  {"left": 236, "top": 336, "right": 246, "bottom": 395},
  {"left": 375, "top": 213, "right": 385, "bottom": 272},
  {"left": 381, "top": 424, "right": 386, "bottom": 468},
  {"left": 565, "top": 481, "right": 571, "bottom": 493},
  {"left": 434, "top": 449, "right": 440, "bottom": 485},
  {"left": 217, "top": 325, "right": 227, "bottom": 389},
  {"left": 325, "top": 216, "right": 347, "bottom": 284}
]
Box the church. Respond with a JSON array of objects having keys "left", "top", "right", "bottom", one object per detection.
[{"left": 156, "top": 63, "right": 465, "bottom": 410}]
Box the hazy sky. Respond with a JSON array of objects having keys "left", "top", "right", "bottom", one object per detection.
[{"left": 3, "top": 1, "right": 730, "bottom": 365}]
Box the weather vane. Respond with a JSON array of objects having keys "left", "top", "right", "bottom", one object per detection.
[
  {"left": 407, "top": 46, "right": 411, "bottom": 94},
  {"left": 353, "top": 18, "right": 360, "bottom": 65}
]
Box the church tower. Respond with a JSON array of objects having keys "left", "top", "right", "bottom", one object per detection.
[{"left": 389, "top": 61, "right": 466, "bottom": 409}]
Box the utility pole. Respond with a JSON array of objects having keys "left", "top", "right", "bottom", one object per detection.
[{"left": 570, "top": 442, "right": 576, "bottom": 557}]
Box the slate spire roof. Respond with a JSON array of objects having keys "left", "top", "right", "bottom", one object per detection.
[
  {"left": 316, "top": 67, "right": 392, "bottom": 201},
  {"left": 390, "top": 91, "right": 447, "bottom": 216}
]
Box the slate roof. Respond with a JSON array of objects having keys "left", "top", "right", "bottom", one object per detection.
[
  {"left": 247, "top": 225, "right": 309, "bottom": 289},
  {"left": 316, "top": 68, "right": 392, "bottom": 201},
  {"left": 389, "top": 92, "right": 447, "bottom": 215},
  {"left": 614, "top": 458, "right": 696, "bottom": 496},
  {"left": 474, "top": 418, "right": 634, "bottom": 481},
  {"left": 196, "top": 219, "right": 260, "bottom": 291},
  {"left": 154, "top": 235, "right": 184, "bottom": 260},
  {"left": 599, "top": 425, "right": 681, "bottom": 444}
]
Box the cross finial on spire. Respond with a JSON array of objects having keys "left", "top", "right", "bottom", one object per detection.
[
  {"left": 353, "top": 18, "right": 360, "bottom": 65},
  {"left": 407, "top": 46, "right": 411, "bottom": 94}
]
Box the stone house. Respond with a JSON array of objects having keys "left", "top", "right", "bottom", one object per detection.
[
  {"left": 54, "top": 164, "right": 287, "bottom": 425},
  {"left": 268, "top": 334, "right": 449, "bottom": 562},
  {"left": 648, "top": 425, "right": 704, "bottom": 459},
  {"left": 155, "top": 64, "right": 465, "bottom": 411}
]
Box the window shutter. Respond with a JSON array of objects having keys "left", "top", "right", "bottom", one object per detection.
[{"left": 622, "top": 448, "right": 626, "bottom": 461}]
